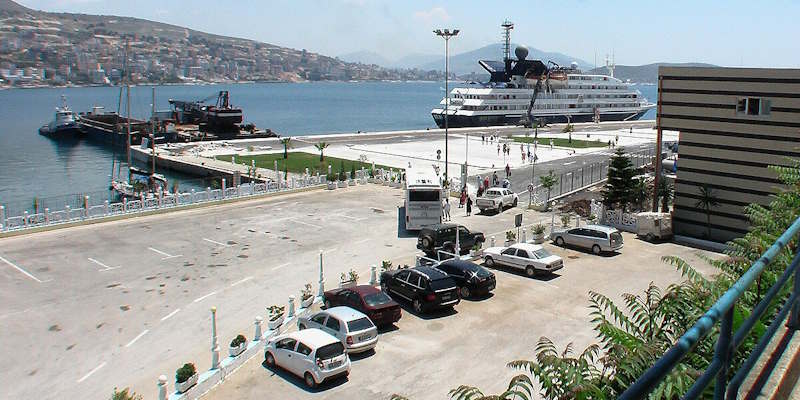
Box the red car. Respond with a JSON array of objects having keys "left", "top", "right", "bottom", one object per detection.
[{"left": 323, "top": 285, "right": 402, "bottom": 327}]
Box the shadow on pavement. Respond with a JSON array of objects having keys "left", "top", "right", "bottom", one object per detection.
[{"left": 261, "top": 359, "right": 349, "bottom": 393}]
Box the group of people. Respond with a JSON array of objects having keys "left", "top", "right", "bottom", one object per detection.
[{"left": 442, "top": 186, "right": 474, "bottom": 221}]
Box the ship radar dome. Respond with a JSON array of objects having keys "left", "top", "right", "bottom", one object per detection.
[
  {"left": 515, "top": 46, "right": 529, "bottom": 61},
  {"left": 570, "top": 61, "right": 579, "bottom": 70}
]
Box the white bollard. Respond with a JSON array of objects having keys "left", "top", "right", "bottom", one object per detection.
[
  {"left": 65, "top": 205, "right": 71, "bottom": 219},
  {"left": 122, "top": 198, "right": 127, "bottom": 212},
  {"left": 84, "top": 195, "right": 90, "bottom": 218},
  {"left": 191, "top": 189, "right": 196, "bottom": 203},
  {"left": 211, "top": 307, "right": 220, "bottom": 370},
  {"left": 104, "top": 200, "right": 109, "bottom": 215},
  {"left": 318, "top": 250, "right": 325, "bottom": 298},
  {"left": 221, "top": 179, "right": 227, "bottom": 198},
  {"left": 521, "top": 228, "right": 526, "bottom": 243},
  {"left": 254, "top": 316, "right": 263, "bottom": 341},
  {"left": 23, "top": 211, "right": 28, "bottom": 227},
  {"left": 206, "top": 187, "right": 211, "bottom": 201},
  {"left": 158, "top": 375, "right": 167, "bottom": 400},
  {"left": 490, "top": 236, "right": 496, "bottom": 247},
  {"left": 44, "top": 208, "right": 50, "bottom": 225},
  {"left": 287, "top": 295, "right": 296, "bottom": 318},
  {"left": 0, "top": 205, "right": 5, "bottom": 231},
  {"left": 370, "top": 264, "right": 377, "bottom": 286}
]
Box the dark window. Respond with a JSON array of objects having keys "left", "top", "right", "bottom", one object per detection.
[
  {"left": 568, "top": 228, "right": 582, "bottom": 235},
  {"left": 325, "top": 316, "right": 341, "bottom": 332},
  {"left": 346, "top": 317, "right": 374, "bottom": 332},
  {"left": 517, "top": 250, "right": 530, "bottom": 258},
  {"left": 430, "top": 277, "right": 456, "bottom": 291},
  {"left": 311, "top": 313, "right": 327, "bottom": 325},
  {"left": 363, "top": 291, "right": 392, "bottom": 307},
  {"left": 610, "top": 232, "right": 623, "bottom": 243},
  {"left": 396, "top": 270, "right": 411, "bottom": 282},
  {"left": 316, "top": 342, "right": 345, "bottom": 360},
  {"left": 502, "top": 248, "right": 516, "bottom": 256},
  {"left": 437, "top": 264, "right": 454, "bottom": 275},
  {"left": 296, "top": 342, "right": 312, "bottom": 356},
  {"left": 458, "top": 227, "right": 469, "bottom": 236},
  {"left": 410, "top": 273, "right": 424, "bottom": 287},
  {"left": 276, "top": 338, "right": 296, "bottom": 350},
  {"left": 747, "top": 98, "right": 760, "bottom": 115},
  {"left": 409, "top": 190, "right": 440, "bottom": 202}
]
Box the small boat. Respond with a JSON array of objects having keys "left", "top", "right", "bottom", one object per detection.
[
  {"left": 39, "top": 95, "right": 83, "bottom": 138},
  {"left": 111, "top": 166, "right": 169, "bottom": 199}
]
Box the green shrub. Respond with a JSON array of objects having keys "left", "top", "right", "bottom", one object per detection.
[
  {"left": 533, "top": 224, "right": 546, "bottom": 234},
  {"left": 230, "top": 334, "right": 246, "bottom": 348},
  {"left": 560, "top": 214, "right": 571, "bottom": 227},
  {"left": 111, "top": 387, "right": 142, "bottom": 400},
  {"left": 267, "top": 305, "right": 285, "bottom": 321},
  {"left": 175, "top": 363, "right": 196, "bottom": 384},
  {"left": 505, "top": 230, "right": 516, "bottom": 241}
]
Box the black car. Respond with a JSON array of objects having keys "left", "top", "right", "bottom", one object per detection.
[
  {"left": 435, "top": 259, "right": 496, "bottom": 299},
  {"left": 380, "top": 266, "right": 460, "bottom": 313},
  {"left": 417, "top": 223, "right": 485, "bottom": 257}
]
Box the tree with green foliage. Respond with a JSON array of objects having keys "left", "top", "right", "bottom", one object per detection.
[
  {"left": 602, "top": 147, "right": 637, "bottom": 211},
  {"left": 539, "top": 170, "right": 558, "bottom": 207},
  {"left": 280, "top": 138, "right": 292, "bottom": 159},
  {"left": 656, "top": 178, "right": 674, "bottom": 212},
  {"left": 631, "top": 177, "right": 650, "bottom": 211},
  {"left": 111, "top": 387, "right": 142, "bottom": 400},
  {"left": 338, "top": 160, "right": 347, "bottom": 181},
  {"left": 695, "top": 184, "right": 720, "bottom": 239},
  {"left": 350, "top": 163, "right": 357, "bottom": 180},
  {"left": 315, "top": 142, "right": 329, "bottom": 162}
]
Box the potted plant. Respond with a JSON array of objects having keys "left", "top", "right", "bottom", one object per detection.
[
  {"left": 504, "top": 230, "right": 517, "bottom": 246},
  {"left": 267, "top": 305, "right": 285, "bottom": 330},
  {"left": 470, "top": 243, "right": 482, "bottom": 257},
  {"left": 588, "top": 214, "right": 597, "bottom": 224},
  {"left": 561, "top": 214, "right": 571, "bottom": 228},
  {"left": 532, "top": 224, "right": 546, "bottom": 244},
  {"left": 229, "top": 334, "right": 247, "bottom": 357},
  {"left": 326, "top": 173, "right": 336, "bottom": 190},
  {"left": 175, "top": 363, "right": 198, "bottom": 394},
  {"left": 300, "top": 283, "right": 314, "bottom": 308},
  {"left": 380, "top": 260, "right": 394, "bottom": 272},
  {"left": 340, "top": 269, "right": 358, "bottom": 288}
]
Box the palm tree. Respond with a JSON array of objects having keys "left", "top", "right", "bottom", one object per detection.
[
  {"left": 280, "top": 138, "right": 292, "bottom": 159},
  {"left": 315, "top": 142, "right": 329, "bottom": 162},
  {"left": 631, "top": 177, "right": 649, "bottom": 211},
  {"left": 695, "top": 184, "right": 720, "bottom": 239},
  {"left": 656, "top": 178, "right": 673, "bottom": 212},
  {"left": 539, "top": 170, "right": 557, "bottom": 208}
]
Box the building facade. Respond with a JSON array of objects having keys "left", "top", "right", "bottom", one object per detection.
[{"left": 660, "top": 67, "right": 800, "bottom": 242}]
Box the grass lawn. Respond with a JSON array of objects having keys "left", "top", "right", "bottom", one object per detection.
[
  {"left": 215, "top": 152, "right": 393, "bottom": 176},
  {"left": 513, "top": 136, "right": 609, "bottom": 148}
]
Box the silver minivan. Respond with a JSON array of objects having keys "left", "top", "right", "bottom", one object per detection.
[{"left": 551, "top": 224, "right": 623, "bottom": 255}]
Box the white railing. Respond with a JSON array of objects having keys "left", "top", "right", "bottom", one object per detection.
[{"left": 1, "top": 177, "right": 327, "bottom": 233}]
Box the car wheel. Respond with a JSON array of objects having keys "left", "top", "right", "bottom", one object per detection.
[
  {"left": 645, "top": 233, "right": 655, "bottom": 242},
  {"left": 304, "top": 372, "right": 317, "bottom": 389},
  {"left": 592, "top": 244, "right": 601, "bottom": 255},
  {"left": 525, "top": 265, "right": 536, "bottom": 277},
  {"left": 484, "top": 256, "right": 495, "bottom": 267},
  {"left": 513, "top": 198, "right": 518, "bottom": 207},
  {"left": 460, "top": 286, "right": 471, "bottom": 299},
  {"left": 413, "top": 299, "right": 423, "bottom": 313},
  {"left": 497, "top": 203, "right": 503, "bottom": 213},
  {"left": 298, "top": 323, "right": 306, "bottom": 330},
  {"left": 421, "top": 235, "right": 433, "bottom": 250},
  {"left": 265, "top": 352, "right": 276, "bottom": 368},
  {"left": 555, "top": 236, "right": 565, "bottom": 246},
  {"left": 324, "top": 299, "right": 332, "bottom": 309}
]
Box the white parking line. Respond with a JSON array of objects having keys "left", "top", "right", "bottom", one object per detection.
[
  {"left": 76, "top": 362, "right": 106, "bottom": 383},
  {"left": 193, "top": 291, "right": 217, "bottom": 303},
  {"left": 271, "top": 262, "right": 290, "bottom": 271},
  {"left": 87, "top": 257, "right": 120, "bottom": 272},
  {"left": 292, "top": 219, "right": 323, "bottom": 229},
  {"left": 0, "top": 254, "right": 43, "bottom": 283},
  {"left": 203, "top": 238, "right": 232, "bottom": 247},
  {"left": 147, "top": 247, "right": 182, "bottom": 260},
  {"left": 230, "top": 276, "right": 254, "bottom": 287},
  {"left": 125, "top": 329, "right": 149, "bottom": 348},
  {"left": 160, "top": 309, "right": 181, "bottom": 321}
]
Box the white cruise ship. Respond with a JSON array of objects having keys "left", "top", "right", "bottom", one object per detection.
[{"left": 432, "top": 23, "right": 655, "bottom": 128}]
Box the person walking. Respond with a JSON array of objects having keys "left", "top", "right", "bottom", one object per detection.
[
  {"left": 492, "top": 171, "right": 499, "bottom": 187},
  {"left": 505, "top": 163, "right": 511, "bottom": 178},
  {"left": 497, "top": 143, "right": 501, "bottom": 156},
  {"left": 466, "top": 196, "right": 473, "bottom": 216},
  {"left": 444, "top": 199, "right": 451, "bottom": 221},
  {"left": 484, "top": 176, "right": 490, "bottom": 189},
  {"left": 481, "top": 134, "right": 485, "bottom": 144},
  {"left": 459, "top": 187, "right": 466, "bottom": 208},
  {"left": 550, "top": 138, "right": 554, "bottom": 151}
]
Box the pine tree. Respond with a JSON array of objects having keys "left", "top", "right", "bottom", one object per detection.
[{"left": 602, "top": 147, "right": 637, "bottom": 211}]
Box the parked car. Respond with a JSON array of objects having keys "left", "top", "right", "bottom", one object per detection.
[
  {"left": 482, "top": 243, "right": 564, "bottom": 277},
  {"left": 380, "top": 266, "right": 460, "bottom": 313},
  {"left": 297, "top": 307, "right": 379, "bottom": 354},
  {"left": 435, "top": 259, "right": 496, "bottom": 298},
  {"left": 417, "top": 223, "right": 485, "bottom": 257},
  {"left": 264, "top": 328, "right": 350, "bottom": 389},
  {"left": 322, "top": 285, "right": 402, "bottom": 327},
  {"left": 476, "top": 187, "right": 518, "bottom": 213},
  {"left": 551, "top": 225, "right": 623, "bottom": 255}
]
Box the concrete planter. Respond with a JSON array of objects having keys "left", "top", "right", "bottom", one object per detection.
[
  {"left": 337, "top": 181, "right": 348, "bottom": 188},
  {"left": 532, "top": 232, "right": 545, "bottom": 244},
  {"left": 229, "top": 342, "right": 247, "bottom": 357},
  {"left": 176, "top": 373, "right": 198, "bottom": 394},
  {"left": 340, "top": 280, "right": 357, "bottom": 288},
  {"left": 382, "top": 180, "right": 389, "bottom": 186},
  {"left": 504, "top": 240, "right": 516, "bottom": 247},
  {"left": 360, "top": 178, "right": 368, "bottom": 185},
  {"left": 300, "top": 296, "right": 314, "bottom": 308},
  {"left": 267, "top": 315, "right": 284, "bottom": 330},
  {"left": 367, "top": 178, "right": 375, "bottom": 183},
  {"left": 374, "top": 179, "right": 383, "bottom": 185},
  {"left": 327, "top": 182, "right": 336, "bottom": 190},
  {"left": 348, "top": 179, "right": 356, "bottom": 186}
]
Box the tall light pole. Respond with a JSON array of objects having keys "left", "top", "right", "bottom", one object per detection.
[{"left": 434, "top": 28, "right": 459, "bottom": 186}]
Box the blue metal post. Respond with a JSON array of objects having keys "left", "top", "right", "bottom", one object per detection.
[
  {"left": 715, "top": 308, "right": 734, "bottom": 400},
  {"left": 789, "top": 258, "right": 800, "bottom": 329}
]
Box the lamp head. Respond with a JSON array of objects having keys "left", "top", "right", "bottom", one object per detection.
[{"left": 453, "top": 29, "right": 460, "bottom": 36}]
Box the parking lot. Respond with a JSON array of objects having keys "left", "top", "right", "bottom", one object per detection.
[{"left": 205, "top": 225, "right": 719, "bottom": 400}]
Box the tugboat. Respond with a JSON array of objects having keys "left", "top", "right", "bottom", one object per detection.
[{"left": 39, "top": 95, "right": 83, "bottom": 138}]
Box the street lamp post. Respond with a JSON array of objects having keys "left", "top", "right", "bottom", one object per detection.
[{"left": 434, "top": 28, "right": 459, "bottom": 187}]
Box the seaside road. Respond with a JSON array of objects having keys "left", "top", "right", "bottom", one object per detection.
[{"left": 0, "top": 184, "right": 542, "bottom": 400}]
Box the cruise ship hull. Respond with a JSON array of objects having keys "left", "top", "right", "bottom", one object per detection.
[{"left": 431, "top": 110, "right": 650, "bottom": 128}]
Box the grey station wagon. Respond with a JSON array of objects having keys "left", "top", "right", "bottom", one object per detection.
[{"left": 551, "top": 224, "right": 623, "bottom": 255}]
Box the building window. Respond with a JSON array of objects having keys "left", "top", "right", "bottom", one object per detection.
[{"left": 737, "top": 97, "right": 771, "bottom": 116}]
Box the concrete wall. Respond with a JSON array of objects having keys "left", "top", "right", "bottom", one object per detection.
[{"left": 659, "top": 66, "right": 800, "bottom": 242}]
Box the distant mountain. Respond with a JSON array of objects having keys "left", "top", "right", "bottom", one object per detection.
[
  {"left": 587, "top": 62, "right": 719, "bottom": 83},
  {"left": 419, "top": 43, "right": 594, "bottom": 76},
  {"left": 392, "top": 53, "right": 440, "bottom": 69},
  {"left": 338, "top": 51, "right": 393, "bottom": 67}
]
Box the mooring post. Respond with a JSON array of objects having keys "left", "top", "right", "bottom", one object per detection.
[
  {"left": 0, "top": 205, "right": 5, "bottom": 231},
  {"left": 157, "top": 375, "right": 167, "bottom": 400},
  {"left": 104, "top": 200, "right": 109, "bottom": 216},
  {"left": 211, "top": 307, "right": 220, "bottom": 370},
  {"left": 44, "top": 208, "right": 50, "bottom": 225},
  {"left": 318, "top": 250, "right": 325, "bottom": 298},
  {"left": 521, "top": 227, "right": 526, "bottom": 243},
  {"left": 370, "top": 264, "right": 377, "bottom": 286},
  {"left": 84, "top": 195, "right": 90, "bottom": 218},
  {"left": 490, "top": 236, "right": 495, "bottom": 247},
  {"left": 287, "top": 295, "right": 296, "bottom": 318},
  {"left": 64, "top": 205, "right": 71, "bottom": 220},
  {"left": 23, "top": 211, "right": 28, "bottom": 228},
  {"left": 254, "top": 316, "right": 263, "bottom": 341}
]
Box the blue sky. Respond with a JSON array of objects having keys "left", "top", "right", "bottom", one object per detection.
[{"left": 18, "top": 0, "right": 800, "bottom": 67}]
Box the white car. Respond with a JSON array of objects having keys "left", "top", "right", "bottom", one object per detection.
[
  {"left": 297, "top": 306, "right": 379, "bottom": 353},
  {"left": 476, "top": 188, "right": 518, "bottom": 213},
  {"left": 264, "top": 328, "right": 350, "bottom": 389},
  {"left": 482, "top": 243, "right": 564, "bottom": 277}
]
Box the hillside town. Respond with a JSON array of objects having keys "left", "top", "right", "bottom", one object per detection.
[{"left": 0, "top": 3, "right": 444, "bottom": 88}]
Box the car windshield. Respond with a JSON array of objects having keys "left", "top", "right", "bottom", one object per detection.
[
  {"left": 346, "top": 317, "right": 374, "bottom": 332},
  {"left": 315, "top": 342, "right": 345, "bottom": 360},
  {"left": 610, "top": 232, "right": 623, "bottom": 242},
  {"left": 363, "top": 292, "right": 392, "bottom": 307},
  {"left": 429, "top": 277, "right": 456, "bottom": 291},
  {"left": 484, "top": 191, "right": 500, "bottom": 198},
  {"left": 532, "top": 248, "right": 552, "bottom": 258}
]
